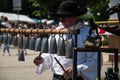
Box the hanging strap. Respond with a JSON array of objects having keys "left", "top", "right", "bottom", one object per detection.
[{"left": 89, "top": 26, "right": 99, "bottom": 37}]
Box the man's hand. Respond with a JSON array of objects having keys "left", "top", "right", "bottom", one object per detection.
[
  {"left": 33, "top": 56, "right": 44, "bottom": 66},
  {"left": 63, "top": 67, "right": 73, "bottom": 79}
]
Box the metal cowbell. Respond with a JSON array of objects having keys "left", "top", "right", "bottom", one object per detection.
[
  {"left": 8, "top": 34, "right": 12, "bottom": 45},
  {"left": 29, "top": 37, "right": 36, "bottom": 50},
  {"left": 57, "top": 35, "right": 66, "bottom": 56},
  {"left": 65, "top": 35, "right": 74, "bottom": 58},
  {"left": 12, "top": 36, "right": 18, "bottom": 46},
  {"left": 23, "top": 37, "right": 29, "bottom": 49},
  {"left": 49, "top": 34, "right": 57, "bottom": 54},
  {"left": 35, "top": 37, "right": 41, "bottom": 51},
  {"left": 0, "top": 34, "right": 3, "bottom": 43},
  {"left": 41, "top": 37, "right": 48, "bottom": 53},
  {"left": 17, "top": 36, "right": 21, "bottom": 48},
  {"left": 18, "top": 49, "right": 25, "bottom": 61}
]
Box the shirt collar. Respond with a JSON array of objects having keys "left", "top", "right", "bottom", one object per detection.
[{"left": 68, "top": 21, "right": 84, "bottom": 31}]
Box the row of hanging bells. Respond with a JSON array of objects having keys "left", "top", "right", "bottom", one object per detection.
[{"left": 0, "top": 33, "right": 74, "bottom": 59}]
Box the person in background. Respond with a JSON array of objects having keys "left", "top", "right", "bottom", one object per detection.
[
  {"left": 33, "top": 1, "right": 103, "bottom": 80},
  {"left": 46, "top": 20, "right": 54, "bottom": 29},
  {"left": 0, "top": 17, "right": 2, "bottom": 24},
  {"left": 0, "top": 17, "right": 2, "bottom": 46},
  {"left": 1, "top": 16, "right": 11, "bottom": 56},
  {"left": 1, "top": 16, "right": 12, "bottom": 28}
]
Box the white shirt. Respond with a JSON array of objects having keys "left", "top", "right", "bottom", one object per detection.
[
  {"left": 1, "top": 22, "right": 12, "bottom": 28},
  {"left": 36, "top": 22, "right": 102, "bottom": 80}
]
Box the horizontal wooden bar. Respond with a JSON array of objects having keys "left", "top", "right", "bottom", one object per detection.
[{"left": 0, "top": 28, "right": 72, "bottom": 34}]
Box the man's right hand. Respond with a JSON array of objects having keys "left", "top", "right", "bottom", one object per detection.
[{"left": 33, "top": 56, "right": 44, "bottom": 66}]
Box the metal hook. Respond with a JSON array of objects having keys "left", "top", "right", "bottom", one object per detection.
[{"left": 59, "top": 28, "right": 64, "bottom": 37}]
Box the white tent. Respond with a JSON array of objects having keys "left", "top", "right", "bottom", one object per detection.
[
  {"left": 0, "top": 12, "right": 35, "bottom": 23},
  {"left": 46, "top": 20, "right": 54, "bottom": 25}
]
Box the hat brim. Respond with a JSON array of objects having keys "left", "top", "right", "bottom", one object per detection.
[{"left": 48, "top": 7, "right": 87, "bottom": 18}]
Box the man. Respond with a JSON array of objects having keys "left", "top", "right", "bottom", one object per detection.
[{"left": 33, "top": 1, "right": 102, "bottom": 80}]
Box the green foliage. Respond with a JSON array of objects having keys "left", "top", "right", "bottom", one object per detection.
[
  {"left": 79, "top": 14, "right": 92, "bottom": 21},
  {"left": 0, "top": 0, "right": 110, "bottom": 20},
  {"left": 32, "top": 11, "right": 40, "bottom": 17},
  {"left": 28, "top": 0, "right": 51, "bottom": 19},
  {"left": 89, "top": 0, "right": 109, "bottom": 21},
  {"left": 9, "top": 0, "right": 108, "bottom": 20}
]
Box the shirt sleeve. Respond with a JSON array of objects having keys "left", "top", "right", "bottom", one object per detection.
[
  {"left": 36, "top": 53, "right": 53, "bottom": 74},
  {"left": 76, "top": 26, "right": 102, "bottom": 80},
  {"left": 77, "top": 52, "right": 98, "bottom": 80}
]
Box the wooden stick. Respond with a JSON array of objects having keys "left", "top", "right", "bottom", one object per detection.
[
  {"left": 39, "top": 52, "right": 42, "bottom": 57},
  {"left": 54, "top": 57, "right": 66, "bottom": 72},
  {"left": 36, "top": 52, "right": 43, "bottom": 60},
  {"left": 0, "top": 28, "right": 72, "bottom": 34}
]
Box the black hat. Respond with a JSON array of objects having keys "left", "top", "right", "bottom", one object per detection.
[{"left": 48, "top": 1, "right": 87, "bottom": 17}]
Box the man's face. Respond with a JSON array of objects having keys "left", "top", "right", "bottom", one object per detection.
[{"left": 60, "top": 17, "right": 77, "bottom": 28}]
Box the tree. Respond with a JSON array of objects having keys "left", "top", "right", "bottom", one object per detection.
[
  {"left": 29, "top": 0, "right": 109, "bottom": 21},
  {"left": 28, "top": 0, "right": 62, "bottom": 19},
  {"left": 89, "top": 0, "right": 109, "bottom": 21},
  {"left": 0, "top": 0, "right": 109, "bottom": 21}
]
